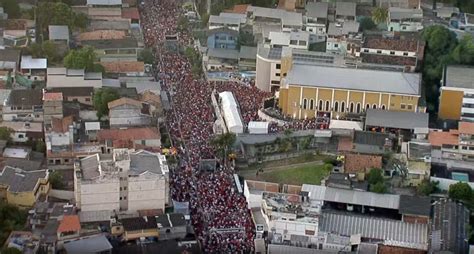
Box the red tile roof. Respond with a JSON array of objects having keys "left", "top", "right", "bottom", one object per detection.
[
  {"left": 122, "top": 8, "right": 140, "bottom": 19},
  {"left": 363, "top": 36, "right": 420, "bottom": 52},
  {"left": 344, "top": 153, "right": 382, "bottom": 173},
  {"left": 107, "top": 97, "right": 142, "bottom": 109},
  {"left": 97, "top": 127, "right": 160, "bottom": 141},
  {"left": 100, "top": 61, "right": 145, "bottom": 74},
  {"left": 459, "top": 122, "right": 474, "bottom": 135},
  {"left": 43, "top": 92, "right": 63, "bottom": 101},
  {"left": 57, "top": 215, "right": 81, "bottom": 233},
  {"left": 51, "top": 116, "right": 74, "bottom": 133},
  {"left": 428, "top": 130, "right": 459, "bottom": 147}
]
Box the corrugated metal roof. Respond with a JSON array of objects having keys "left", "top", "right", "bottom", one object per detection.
[
  {"left": 324, "top": 187, "right": 400, "bottom": 209},
  {"left": 320, "top": 212, "right": 429, "bottom": 250}
]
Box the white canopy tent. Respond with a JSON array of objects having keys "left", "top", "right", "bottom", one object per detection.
[
  {"left": 248, "top": 121, "right": 269, "bottom": 134},
  {"left": 219, "top": 91, "right": 244, "bottom": 134}
]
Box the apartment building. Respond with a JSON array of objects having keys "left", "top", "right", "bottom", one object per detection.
[
  {"left": 429, "top": 122, "right": 474, "bottom": 161},
  {"left": 74, "top": 149, "right": 169, "bottom": 213},
  {"left": 388, "top": 7, "right": 423, "bottom": 32},
  {"left": 438, "top": 65, "right": 474, "bottom": 121}
]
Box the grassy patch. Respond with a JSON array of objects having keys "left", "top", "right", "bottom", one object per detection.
[{"left": 258, "top": 163, "right": 331, "bottom": 186}]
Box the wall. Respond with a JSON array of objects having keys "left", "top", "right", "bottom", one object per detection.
[
  {"left": 65, "top": 96, "right": 93, "bottom": 106},
  {"left": 49, "top": 132, "right": 71, "bottom": 147},
  {"left": 439, "top": 89, "right": 463, "bottom": 120},
  {"left": 136, "top": 139, "right": 161, "bottom": 147},
  {"left": 78, "top": 180, "right": 121, "bottom": 211},
  {"left": 7, "top": 191, "right": 36, "bottom": 207},
  {"left": 127, "top": 176, "right": 166, "bottom": 212},
  {"left": 256, "top": 55, "right": 273, "bottom": 92}
]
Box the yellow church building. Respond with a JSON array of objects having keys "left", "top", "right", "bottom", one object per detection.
[{"left": 278, "top": 62, "right": 422, "bottom": 119}]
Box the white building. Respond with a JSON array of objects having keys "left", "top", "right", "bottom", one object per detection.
[
  {"left": 208, "top": 15, "right": 241, "bottom": 31},
  {"left": 267, "top": 31, "right": 310, "bottom": 50},
  {"left": 74, "top": 149, "right": 169, "bottom": 213},
  {"left": 219, "top": 91, "right": 244, "bottom": 134},
  {"left": 247, "top": 6, "right": 303, "bottom": 32},
  {"left": 304, "top": 2, "right": 328, "bottom": 40},
  {"left": 20, "top": 56, "right": 47, "bottom": 81},
  {"left": 387, "top": 7, "right": 423, "bottom": 32},
  {"left": 326, "top": 21, "right": 360, "bottom": 54},
  {"left": 47, "top": 68, "right": 103, "bottom": 88}
]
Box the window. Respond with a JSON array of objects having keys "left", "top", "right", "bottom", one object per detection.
[
  {"left": 276, "top": 64, "right": 281, "bottom": 69},
  {"left": 334, "top": 44, "right": 339, "bottom": 48},
  {"left": 390, "top": 51, "right": 395, "bottom": 55},
  {"left": 407, "top": 104, "right": 413, "bottom": 110},
  {"left": 341, "top": 101, "right": 345, "bottom": 112},
  {"left": 119, "top": 187, "right": 122, "bottom": 191},
  {"left": 325, "top": 101, "right": 330, "bottom": 111},
  {"left": 372, "top": 104, "right": 377, "bottom": 109},
  {"left": 377, "top": 50, "right": 382, "bottom": 54},
  {"left": 303, "top": 98, "right": 308, "bottom": 109},
  {"left": 356, "top": 103, "right": 361, "bottom": 113},
  {"left": 18, "top": 134, "right": 24, "bottom": 138},
  {"left": 363, "top": 49, "right": 369, "bottom": 53},
  {"left": 120, "top": 197, "right": 122, "bottom": 200},
  {"left": 402, "top": 26, "right": 406, "bottom": 30},
  {"left": 403, "top": 52, "right": 409, "bottom": 56},
  {"left": 309, "top": 99, "right": 314, "bottom": 110},
  {"left": 271, "top": 80, "right": 280, "bottom": 85},
  {"left": 123, "top": 196, "right": 127, "bottom": 200},
  {"left": 290, "top": 40, "right": 298, "bottom": 45},
  {"left": 276, "top": 73, "right": 280, "bottom": 77},
  {"left": 401, "top": 103, "right": 406, "bottom": 109},
  {"left": 298, "top": 41, "right": 307, "bottom": 46},
  {"left": 349, "top": 102, "right": 354, "bottom": 113},
  {"left": 85, "top": 98, "right": 91, "bottom": 102},
  {"left": 124, "top": 187, "right": 127, "bottom": 190},
  {"left": 381, "top": 105, "right": 386, "bottom": 110},
  {"left": 318, "top": 100, "right": 323, "bottom": 111},
  {"left": 334, "top": 101, "right": 339, "bottom": 112},
  {"left": 366, "top": 104, "right": 370, "bottom": 109}
]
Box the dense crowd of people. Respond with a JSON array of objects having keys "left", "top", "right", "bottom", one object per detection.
[{"left": 139, "top": 0, "right": 255, "bottom": 253}]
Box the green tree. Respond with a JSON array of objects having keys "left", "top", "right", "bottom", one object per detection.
[
  {"left": 359, "top": 17, "right": 376, "bottom": 31},
  {"left": 49, "top": 171, "right": 64, "bottom": 189},
  {"left": 35, "top": 141, "right": 46, "bottom": 153},
  {"left": 0, "top": 127, "right": 12, "bottom": 142},
  {"left": 0, "top": 0, "right": 21, "bottom": 19},
  {"left": 93, "top": 88, "right": 120, "bottom": 119},
  {"left": 139, "top": 48, "right": 154, "bottom": 64},
  {"left": 238, "top": 32, "right": 256, "bottom": 48},
  {"left": 451, "top": 35, "right": 474, "bottom": 65},
  {"left": 177, "top": 16, "right": 189, "bottom": 32},
  {"left": 370, "top": 181, "right": 387, "bottom": 193},
  {"left": 417, "top": 180, "right": 439, "bottom": 196},
  {"left": 36, "top": 2, "right": 88, "bottom": 40},
  {"left": 0, "top": 201, "right": 28, "bottom": 246},
  {"left": 73, "top": 12, "right": 89, "bottom": 30},
  {"left": 372, "top": 7, "right": 388, "bottom": 24},
  {"left": 64, "top": 46, "right": 98, "bottom": 71},
  {"left": 449, "top": 182, "right": 473, "bottom": 201},
  {"left": 211, "top": 132, "right": 237, "bottom": 161},
  {"left": 367, "top": 168, "right": 384, "bottom": 185},
  {"left": 185, "top": 47, "right": 202, "bottom": 77}
]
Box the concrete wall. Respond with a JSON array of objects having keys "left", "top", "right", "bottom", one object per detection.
[
  {"left": 49, "top": 189, "right": 74, "bottom": 201},
  {"left": 78, "top": 181, "right": 121, "bottom": 211},
  {"left": 127, "top": 176, "right": 166, "bottom": 212}
]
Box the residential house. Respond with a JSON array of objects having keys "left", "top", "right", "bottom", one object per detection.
[
  {"left": 431, "top": 199, "right": 470, "bottom": 253},
  {"left": 0, "top": 121, "right": 43, "bottom": 143},
  {"left": 352, "top": 131, "right": 392, "bottom": 155},
  {"left": 428, "top": 121, "right": 474, "bottom": 161},
  {"left": 48, "top": 25, "right": 70, "bottom": 44},
  {"left": 0, "top": 166, "right": 49, "bottom": 207},
  {"left": 435, "top": 6, "right": 459, "bottom": 20},
  {"left": 247, "top": 6, "right": 303, "bottom": 32},
  {"left": 47, "top": 68, "right": 103, "bottom": 88},
  {"left": 97, "top": 127, "right": 161, "bottom": 148},
  {"left": 82, "top": 38, "right": 142, "bottom": 62},
  {"left": 139, "top": 91, "right": 162, "bottom": 118},
  {"left": 0, "top": 48, "right": 20, "bottom": 73},
  {"left": 398, "top": 195, "right": 431, "bottom": 224},
  {"left": 335, "top": 2, "right": 356, "bottom": 22},
  {"left": 119, "top": 216, "right": 159, "bottom": 241},
  {"left": 304, "top": 2, "right": 328, "bottom": 40},
  {"left": 121, "top": 8, "right": 140, "bottom": 26},
  {"left": 63, "top": 234, "right": 113, "bottom": 254},
  {"left": 358, "top": 35, "right": 424, "bottom": 72},
  {"left": 238, "top": 46, "right": 258, "bottom": 71},
  {"left": 56, "top": 215, "right": 81, "bottom": 241},
  {"left": 3, "top": 89, "right": 43, "bottom": 122},
  {"left": 267, "top": 31, "right": 310, "bottom": 50},
  {"left": 438, "top": 65, "right": 474, "bottom": 121},
  {"left": 20, "top": 56, "right": 47, "bottom": 81},
  {"left": 278, "top": 64, "right": 421, "bottom": 119},
  {"left": 108, "top": 97, "right": 152, "bottom": 128},
  {"left": 3, "top": 231, "right": 39, "bottom": 254},
  {"left": 207, "top": 28, "right": 239, "bottom": 50},
  {"left": 156, "top": 213, "right": 187, "bottom": 240},
  {"left": 85, "top": 122, "right": 101, "bottom": 141},
  {"left": 29, "top": 201, "right": 75, "bottom": 231},
  {"left": 45, "top": 116, "right": 74, "bottom": 152},
  {"left": 49, "top": 87, "right": 94, "bottom": 106},
  {"left": 457, "top": 13, "right": 474, "bottom": 33},
  {"left": 387, "top": 7, "right": 423, "bottom": 32},
  {"left": 343, "top": 153, "right": 382, "bottom": 175},
  {"left": 2, "top": 19, "right": 32, "bottom": 48},
  {"left": 43, "top": 92, "right": 64, "bottom": 124},
  {"left": 326, "top": 21, "right": 360, "bottom": 54},
  {"left": 208, "top": 15, "right": 241, "bottom": 31},
  {"left": 74, "top": 149, "right": 169, "bottom": 213},
  {"left": 204, "top": 48, "right": 240, "bottom": 71},
  {"left": 100, "top": 61, "right": 145, "bottom": 76}
]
